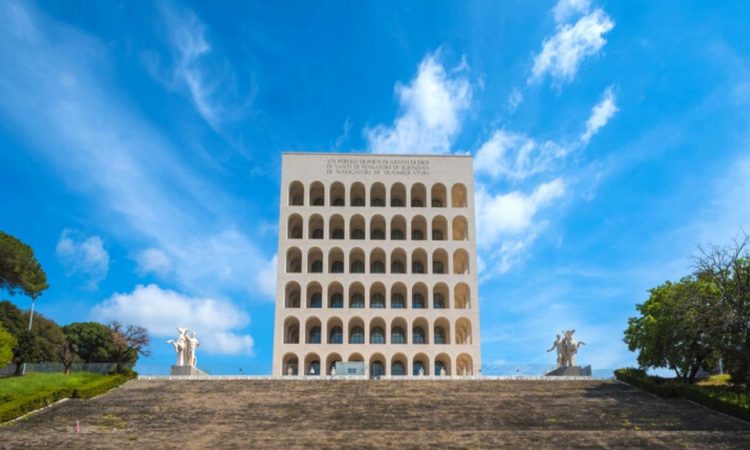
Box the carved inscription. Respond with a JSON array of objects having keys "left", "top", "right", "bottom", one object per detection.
[{"left": 326, "top": 158, "right": 430, "bottom": 176}]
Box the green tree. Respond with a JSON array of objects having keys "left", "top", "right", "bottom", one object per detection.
[
  {"left": 695, "top": 234, "right": 750, "bottom": 392},
  {"left": 624, "top": 276, "right": 721, "bottom": 382},
  {"left": 0, "top": 231, "right": 48, "bottom": 299},
  {"left": 0, "top": 300, "right": 64, "bottom": 375},
  {"left": 63, "top": 322, "right": 117, "bottom": 363},
  {"left": 0, "top": 324, "right": 16, "bottom": 366}
]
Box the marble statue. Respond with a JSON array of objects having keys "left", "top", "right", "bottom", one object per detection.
[
  {"left": 418, "top": 367, "right": 425, "bottom": 376},
  {"left": 167, "top": 327, "right": 189, "bottom": 366},
  {"left": 546, "top": 334, "right": 564, "bottom": 367},
  {"left": 559, "top": 329, "right": 585, "bottom": 367},
  {"left": 287, "top": 367, "right": 294, "bottom": 376},
  {"left": 167, "top": 328, "right": 200, "bottom": 367},
  {"left": 440, "top": 367, "right": 447, "bottom": 376}
]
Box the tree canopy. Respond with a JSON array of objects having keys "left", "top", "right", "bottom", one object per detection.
[
  {"left": 63, "top": 322, "right": 117, "bottom": 363},
  {"left": 0, "top": 231, "right": 48, "bottom": 299},
  {"left": 0, "top": 324, "right": 16, "bottom": 367},
  {"left": 625, "top": 233, "right": 750, "bottom": 392}
]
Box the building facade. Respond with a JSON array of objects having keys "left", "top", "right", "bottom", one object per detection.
[{"left": 272, "top": 153, "right": 481, "bottom": 377}]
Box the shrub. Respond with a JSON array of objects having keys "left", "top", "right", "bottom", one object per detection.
[
  {"left": 0, "top": 372, "right": 136, "bottom": 423},
  {"left": 614, "top": 368, "right": 750, "bottom": 422}
]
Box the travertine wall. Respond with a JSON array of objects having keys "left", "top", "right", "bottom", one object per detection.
[{"left": 272, "top": 153, "right": 481, "bottom": 376}]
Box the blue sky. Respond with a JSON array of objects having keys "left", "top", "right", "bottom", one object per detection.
[{"left": 1, "top": 0, "right": 749, "bottom": 375}]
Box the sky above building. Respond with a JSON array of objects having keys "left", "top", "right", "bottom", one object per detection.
[{"left": 1, "top": 0, "right": 749, "bottom": 374}]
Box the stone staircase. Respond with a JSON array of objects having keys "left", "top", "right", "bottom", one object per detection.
[{"left": 1, "top": 379, "right": 749, "bottom": 448}]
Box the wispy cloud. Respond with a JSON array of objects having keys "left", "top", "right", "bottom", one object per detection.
[
  {"left": 146, "top": 2, "right": 251, "bottom": 133},
  {"left": 55, "top": 229, "right": 109, "bottom": 290},
  {"left": 475, "top": 130, "right": 567, "bottom": 181},
  {"left": 0, "top": 1, "right": 275, "bottom": 352},
  {"left": 92, "top": 284, "right": 253, "bottom": 355},
  {"left": 136, "top": 248, "right": 171, "bottom": 277},
  {"left": 580, "top": 85, "right": 618, "bottom": 144},
  {"left": 365, "top": 52, "right": 472, "bottom": 154},
  {"left": 553, "top": 0, "right": 591, "bottom": 24},
  {"left": 529, "top": 9, "right": 614, "bottom": 85}
]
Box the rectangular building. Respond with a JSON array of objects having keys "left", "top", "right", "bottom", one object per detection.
[{"left": 272, "top": 153, "right": 481, "bottom": 377}]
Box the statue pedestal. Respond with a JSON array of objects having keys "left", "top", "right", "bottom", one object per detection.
[
  {"left": 545, "top": 365, "right": 592, "bottom": 377},
  {"left": 171, "top": 365, "right": 207, "bottom": 376}
]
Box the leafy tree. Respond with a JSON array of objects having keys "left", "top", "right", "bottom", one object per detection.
[
  {"left": 624, "top": 276, "right": 721, "bottom": 382},
  {"left": 0, "top": 324, "right": 16, "bottom": 366},
  {"left": 63, "top": 322, "right": 117, "bottom": 363},
  {"left": 0, "top": 300, "right": 64, "bottom": 375},
  {"left": 109, "top": 321, "right": 150, "bottom": 372},
  {"left": 695, "top": 233, "right": 750, "bottom": 392},
  {"left": 0, "top": 231, "right": 48, "bottom": 299}
]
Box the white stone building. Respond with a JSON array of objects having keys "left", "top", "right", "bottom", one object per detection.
[{"left": 272, "top": 153, "right": 481, "bottom": 377}]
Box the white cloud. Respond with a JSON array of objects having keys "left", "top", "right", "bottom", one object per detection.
[
  {"left": 580, "top": 85, "right": 618, "bottom": 144},
  {"left": 136, "top": 248, "right": 171, "bottom": 277},
  {"left": 553, "top": 0, "right": 591, "bottom": 23},
  {"left": 475, "top": 130, "right": 567, "bottom": 180},
  {"left": 530, "top": 9, "right": 614, "bottom": 85},
  {"left": 475, "top": 179, "right": 565, "bottom": 275},
  {"left": 365, "top": 53, "right": 472, "bottom": 154},
  {"left": 55, "top": 229, "right": 109, "bottom": 289},
  {"left": 92, "top": 284, "right": 254, "bottom": 355}
]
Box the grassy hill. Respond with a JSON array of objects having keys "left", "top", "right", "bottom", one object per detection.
[{"left": 1, "top": 379, "right": 749, "bottom": 448}]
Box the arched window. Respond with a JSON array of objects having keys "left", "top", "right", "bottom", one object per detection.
[
  {"left": 370, "top": 327, "right": 385, "bottom": 344},
  {"left": 371, "top": 261, "right": 385, "bottom": 273},
  {"left": 309, "top": 293, "right": 322, "bottom": 308},
  {"left": 432, "top": 262, "right": 444, "bottom": 274},
  {"left": 330, "top": 182, "right": 345, "bottom": 206},
  {"left": 371, "top": 229, "right": 385, "bottom": 239},
  {"left": 411, "top": 230, "right": 423, "bottom": 240},
  {"left": 288, "top": 214, "right": 303, "bottom": 239},
  {"left": 329, "top": 327, "right": 343, "bottom": 344},
  {"left": 351, "top": 182, "right": 366, "bottom": 206},
  {"left": 412, "top": 261, "right": 424, "bottom": 274},
  {"left": 310, "top": 182, "right": 324, "bottom": 206},
  {"left": 289, "top": 182, "right": 304, "bottom": 206},
  {"left": 311, "top": 260, "right": 323, "bottom": 273},
  {"left": 391, "top": 261, "right": 405, "bottom": 274},
  {"left": 312, "top": 228, "right": 324, "bottom": 239},
  {"left": 371, "top": 294, "right": 385, "bottom": 309},
  {"left": 370, "top": 361, "right": 385, "bottom": 378},
  {"left": 351, "top": 229, "right": 364, "bottom": 239},
  {"left": 332, "top": 229, "right": 344, "bottom": 239},
  {"left": 391, "top": 294, "right": 405, "bottom": 309},
  {"left": 391, "top": 183, "right": 406, "bottom": 207},
  {"left": 331, "top": 261, "right": 344, "bottom": 273},
  {"left": 412, "top": 294, "right": 425, "bottom": 309},
  {"left": 413, "top": 327, "right": 426, "bottom": 344},
  {"left": 411, "top": 183, "right": 426, "bottom": 207},
  {"left": 434, "top": 327, "right": 446, "bottom": 344},
  {"left": 433, "top": 294, "right": 445, "bottom": 309},
  {"left": 431, "top": 183, "right": 446, "bottom": 207},
  {"left": 451, "top": 183, "right": 468, "bottom": 208},
  {"left": 371, "top": 183, "right": 386, "bottom": 207},
  {"left": 435, "top": 360, "right": 447, "bottom": 376},
  {"left": 391, "top": 229, "right": 404, "bottom": 240},
  {"left": 413, "top": 360, "right": 425, "bottom": 375},
  {"left": 351, "top": 261, "right": 365, "bottom": 273},
  {"left": 392, "top": 361, "right": 406, "bottom": 376},
  {"left": 308, "top": 326, "right": 321, "bottom": 344},
  {"left": 349, "top": 327, "right": 365, "bottom": 344},
  {"left": 350, "top": 293, "right": 365, "bottom": 308},
  {"left": 330, "top": 293, "right": 343, "bottom": 308},
  {"left": 391, "top": 327, "right": 406, "bottom": 344}
]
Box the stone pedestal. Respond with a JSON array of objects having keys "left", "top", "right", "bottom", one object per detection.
[
  {"left": 171, "top": 365, "right": 207, "bottom": 376},
  {"left": 545, "top": 365, "right": 592, "bottom": 377}
]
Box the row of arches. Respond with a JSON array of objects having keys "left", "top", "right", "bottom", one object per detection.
[
  {"left": 287, "top": 214, "right": 469, "bottom": 241},
  {"left": 284, "top": 281, "right": 472, "bottom": 310},
  {"left": 283, "top": 316, "right": 473, "bottom": 346},
  {"left": 286, "top": 247, "right": 471, "bottom": 275},
  {"left": 289, "top": 181, "right": 468, "bottom": 208},
  {"left": 282, "top": 352, "right": 475, "bottom": 377}
]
